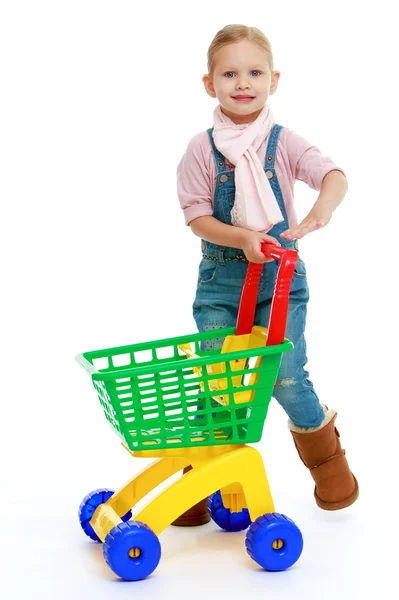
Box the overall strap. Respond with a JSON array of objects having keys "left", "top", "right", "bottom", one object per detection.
[
  {"left": 264, "top": 124, "right": 283, "bottom": 169},
  {"left": 207, "top": 128, "right": 226, "bottom": 174},
  {"left": 262, "top": 124, "right": 294, "bottom": 247}
]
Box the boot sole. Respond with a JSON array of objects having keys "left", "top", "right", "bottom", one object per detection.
[
  {"left": 171, "top": 514, "right": 211, "bottom": 527},
  {"left": 315, "top": 474, "right": 359, "bottom": 511}
]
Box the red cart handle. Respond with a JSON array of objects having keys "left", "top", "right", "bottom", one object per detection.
[{"left": 235, "top": 243, "right": 298, "bottom": 346}]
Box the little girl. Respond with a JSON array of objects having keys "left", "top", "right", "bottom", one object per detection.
[{"left": 174, "top": 24, "right": 358, "bottom": 526}]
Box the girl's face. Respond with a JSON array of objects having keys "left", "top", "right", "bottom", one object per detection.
[{"left": 203, "top": 39, "right": 280, "bottom": 124}]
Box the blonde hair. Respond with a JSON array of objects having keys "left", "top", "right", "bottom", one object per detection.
[{"left": 207, "top": 24, "right": 274, "bottom": 78}]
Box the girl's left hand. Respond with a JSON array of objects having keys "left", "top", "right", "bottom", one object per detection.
[{"left": 280, "top": 208, "right": 332, "bottom": 240}]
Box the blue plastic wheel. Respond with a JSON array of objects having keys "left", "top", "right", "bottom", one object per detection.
[
  {"left": 245, "top": 513, "right": 303, "bottom": 571},
  {"left": 208, "top": 490, "right": 252, "bottom": 532},
  {"left": 103, "top": 521, "right": 161, "bottom": 581},
  {"left": 79, "top": 488, "right": 133, "bottom": 542}
]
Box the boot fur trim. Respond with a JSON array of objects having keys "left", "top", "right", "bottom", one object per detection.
[{"left": 288, "top": 408, "right": 337, "bottom": 434}]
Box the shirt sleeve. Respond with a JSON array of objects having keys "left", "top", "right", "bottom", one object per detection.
[
  {"left": 284, "top": 128, "right": 346, "bottom": 191},
  {"left": 177, "top": 133, "right": 213, "bottom": 225}
]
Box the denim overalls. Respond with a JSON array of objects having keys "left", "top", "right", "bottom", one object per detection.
[{"left": 193, "top": 124, "right": 325, "bottom": 429}]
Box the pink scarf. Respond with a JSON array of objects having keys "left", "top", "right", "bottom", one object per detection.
[{"left": 212, "top": 104, "right": 283, "bottom": 232}]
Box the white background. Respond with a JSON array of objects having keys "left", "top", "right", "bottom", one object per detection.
[{"left": 1, "top": 0, "right": 397, "bottom": 598}]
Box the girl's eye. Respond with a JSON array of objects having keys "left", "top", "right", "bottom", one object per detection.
[{"left": 224, "top": 70, "right": 262, "bottom": 77}]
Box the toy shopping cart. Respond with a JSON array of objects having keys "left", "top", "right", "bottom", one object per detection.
[{"left": 76, "top": 243, "right": 303, "bottom": 581}]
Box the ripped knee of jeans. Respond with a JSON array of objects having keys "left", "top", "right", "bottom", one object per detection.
[
  {"left": 202, "top": 323, "right": 227, "bottom": 352},
  {"left": 280, "top": 377, "right": 296, "bottom": 388}
]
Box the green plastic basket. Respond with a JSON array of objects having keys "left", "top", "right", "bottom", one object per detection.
[{"left": 76, "top": 327, "right": 292, "bottom": 451}]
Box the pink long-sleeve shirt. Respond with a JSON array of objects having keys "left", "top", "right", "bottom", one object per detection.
[{"left": 177, "top": 127, "right": 344, "bottom": 228}]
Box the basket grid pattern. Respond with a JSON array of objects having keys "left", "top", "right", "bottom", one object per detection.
[{"left": 80, "top": 328, "right": 290, "bottom": 450}]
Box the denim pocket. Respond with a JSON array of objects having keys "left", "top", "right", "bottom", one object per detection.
[
  {"left": 227, "top": 191, "right": 236, "bottom": 209},
  {"left": 198, "top": 258, "right": 219, "bottom": 284},
  {"left": 223, "top": 191, "right": 235, "bottom": 223},
  {"left": 293, "top": 256, "right": 307, "bottom": 278}
]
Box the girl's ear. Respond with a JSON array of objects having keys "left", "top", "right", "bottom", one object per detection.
[
  {"left": 202, "top": 74, "right": 217, "bottom": 98},
  {"left": 269, "top": 71, "right": 281, "bottom": 95}
]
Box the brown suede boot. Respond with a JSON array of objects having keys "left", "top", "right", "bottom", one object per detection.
[
  {"left": 171, "top": 466, "right": 211, "bottom": 526},
  {"left": 289, "top": 408, "right": 359, "bottom": 510}
]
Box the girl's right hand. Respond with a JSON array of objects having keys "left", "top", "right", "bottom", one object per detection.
[{"left": 240, "top": 230, "right": 281, "bottom": 264}]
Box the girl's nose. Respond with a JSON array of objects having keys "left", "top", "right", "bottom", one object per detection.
[{"left": 237, "top": 79, "right": 251, "bottom": 89}]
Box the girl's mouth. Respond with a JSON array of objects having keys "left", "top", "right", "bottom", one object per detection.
[{"left": 232, "top": 96, "right": 255, "bottom": 103}]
